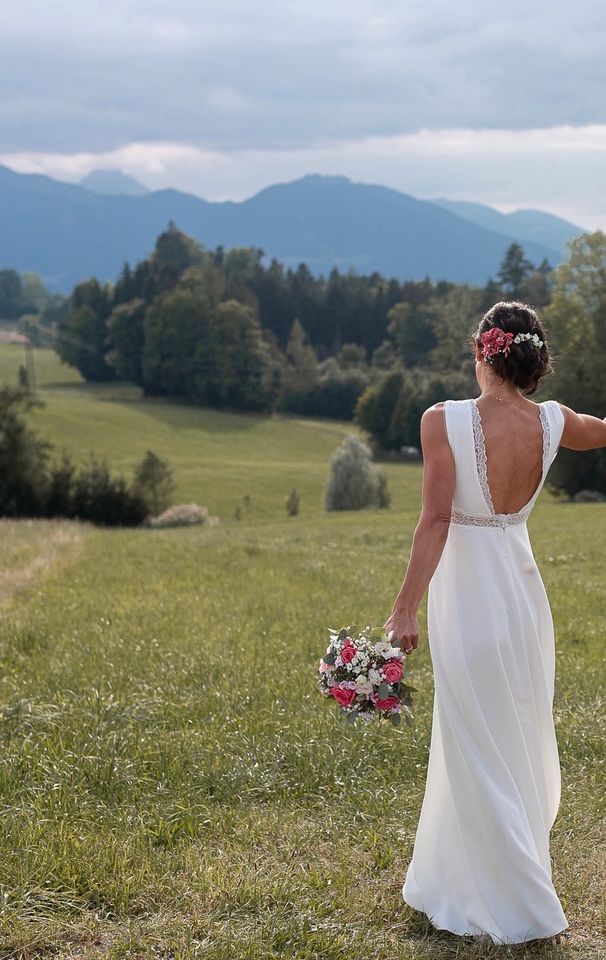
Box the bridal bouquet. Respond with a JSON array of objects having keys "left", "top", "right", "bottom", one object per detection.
[{"left": 318, "top": 624, "right": 416, "bottom": 727}]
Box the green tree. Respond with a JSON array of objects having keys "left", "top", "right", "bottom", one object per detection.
[
  {"left": 153, "top": 222, "right": 206, "bottom": 273},
  {"left": 0, "top": 269, "right": 26, "bottom": 319},
  {"left": 107, "top": 298, "right": 146, "bottom": 384},
  {"left": 544, "top": 232, "right": 606, "bottom": 495},
  {"left": 56, "top": 278, "right": 114, "bottom": 381},
  {"left": 133, "top": 450, "right": 176, "bottom": 516},
  {"left": 497, "top": 243, "right": 534, "bottom": 297},
  {"left": 57, "top": 304, "right": 114, "bottom": 381},
  {"left": 193, "top": 299, "right": 274, "bottom": 411},
  {"left": 142, "top": 274, "right": 214, "bottom": 398},
  {"left": 0, "top": 385, "right": 50, "bottom": 516},
  {"left": 387, "top": 302, "right": 437, "bottom": 368},
  {"left": 336, "top": 342, "right": 366, "bottom": 369},
  {"left": 354, "top": 371, "right": 409, "bottom": 451},
  {"left": 428, "top": 286, "right": 483, "bottom": 382}
]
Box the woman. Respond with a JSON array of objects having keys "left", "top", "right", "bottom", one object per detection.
[{"left": 384, "top": 300, "right": 606, "bottom": 946}]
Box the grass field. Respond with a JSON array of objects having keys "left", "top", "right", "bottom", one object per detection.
[{"left": 0, "top": 346, "right": 604, "bottom": 960}]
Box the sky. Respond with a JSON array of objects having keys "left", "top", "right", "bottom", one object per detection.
[{"left": 1, "top": 0, "right": 605, "bottom": 228}]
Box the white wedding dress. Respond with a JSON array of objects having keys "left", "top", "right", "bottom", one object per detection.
[{"left": 403, "top": 398, "right": 569, "bottom": 944}]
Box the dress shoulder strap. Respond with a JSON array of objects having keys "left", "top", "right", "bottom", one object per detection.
[
  {"left": 442, "top": 399, "right": 472, "bottom": 456},
  {"left": 539, "top": 400, "right": 565, "bottom": 470}
]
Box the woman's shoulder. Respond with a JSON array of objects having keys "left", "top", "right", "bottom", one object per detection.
[{"left": 425, "top": 398, "right": 474, "bottom": 411}]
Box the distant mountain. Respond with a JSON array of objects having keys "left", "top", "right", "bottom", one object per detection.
[
  {"left": 0, "top": 165, "right": 572, "bottom": 292},
  {"left": 432, "top": 198, "right": 583, "bottom": 262},
  {"left": 80, "top": 169, "right": 149, "bottom": 196}
]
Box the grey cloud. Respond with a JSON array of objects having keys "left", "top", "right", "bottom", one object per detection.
[{"left": 1, "top": 0, "right": 605, "bottom": 152}]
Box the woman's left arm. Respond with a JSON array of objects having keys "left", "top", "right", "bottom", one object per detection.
[{"left": 383, "top": 403, "right": 455, "bottom": 653}]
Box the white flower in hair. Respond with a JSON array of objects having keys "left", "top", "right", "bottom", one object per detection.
[{"left": 513, "top": 332, "right": 544, "bottom": 348}]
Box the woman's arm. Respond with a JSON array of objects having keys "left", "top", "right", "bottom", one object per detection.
[
  {"left": 383, "top": 403, "right": 455, "bottom": 653},
  {"left": 559, "top": 404, "right": 606, "bottom": 450}
]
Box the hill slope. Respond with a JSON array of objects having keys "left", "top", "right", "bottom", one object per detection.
[
  {"left": 0, "top": 165, "right": 564, "bottom": 291},
  {"left": 433, "top": 198, "right": 582, "bottom": 261}
]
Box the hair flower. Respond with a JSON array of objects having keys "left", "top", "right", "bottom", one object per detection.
[
  {"left": 480, "top": 326, "right": 514, "bottom": 359},
  {"left": 513, "top": 331, "right": 544, "bottom": 348}
]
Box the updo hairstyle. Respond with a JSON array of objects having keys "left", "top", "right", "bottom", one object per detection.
[{"left": 474, "top": 301, "right": 552, "bottom": 396}]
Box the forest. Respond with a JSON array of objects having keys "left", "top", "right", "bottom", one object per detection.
[{"left": 2, "top": 225, "right": 606, "bottom": 495}]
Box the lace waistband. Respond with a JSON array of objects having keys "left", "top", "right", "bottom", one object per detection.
[{"left": 450, "top": 509, "right": 527, "bottom": 529}]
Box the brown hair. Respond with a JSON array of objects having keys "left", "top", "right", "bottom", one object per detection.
[{"left": 473, "top": 301, "right": 552, "bottom": 396}]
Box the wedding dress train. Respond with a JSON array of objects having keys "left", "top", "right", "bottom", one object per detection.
[{"left": 403, "top": 398, "right": 569, "bottom": 944}]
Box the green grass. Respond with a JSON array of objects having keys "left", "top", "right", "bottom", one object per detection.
[
  {"left": 0, "top": 343, "right": 420, "bottom": 523},
  {"left": 0, "top": 346, "right": 604, "bottom": 959}
]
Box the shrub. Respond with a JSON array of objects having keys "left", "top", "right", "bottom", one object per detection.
[
  {"left": 325, "top": 435, "right": 382, "bottom": 511},
  {"left": 285, "top": 488, "right": 300, "bottom": 517},
  {"left": 69, "top": 457, "right": 149, "bottom": 527},
  {"left": 374, "top": 469, "right": 391, "bottom": 508}
]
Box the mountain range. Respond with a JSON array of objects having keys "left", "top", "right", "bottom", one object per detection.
[{"left": 0, "top": 165, "right": 585, "bottom": 292}]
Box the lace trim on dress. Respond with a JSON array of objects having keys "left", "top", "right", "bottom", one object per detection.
[
  {"left": 470, "top": 399, "right": 495, "bottom": 514},
  {"left": 539, "top": 402, "right": 551, "bottom": 476},
  {"left": 452, "top": 400, "right": 551, "bottom": 529},
  {"left": 450, "top": 509, "right": 527, "bottom": 528}
]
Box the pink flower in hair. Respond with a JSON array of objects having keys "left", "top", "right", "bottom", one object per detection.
[{"left": 480, "top": 326, "right": 514, "bottom": 359}]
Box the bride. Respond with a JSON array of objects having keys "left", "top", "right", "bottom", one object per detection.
[{"left": 383, "top": 300, "right": 606, "bottom": 946}]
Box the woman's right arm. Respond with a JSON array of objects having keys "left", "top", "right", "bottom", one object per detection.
[{"left": 559, "top": 404, "right": 606, "bottom": 450}]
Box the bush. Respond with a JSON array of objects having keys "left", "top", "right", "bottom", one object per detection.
[
  {"left": 147, "top": 504, "right": 219, "bottom": 528},
  {"left": 65, "top": 456, "right": 149, "bottom": 527},
  {"left": 325, "top": 435, "right": 384, "bottom": 511},
  {"left": 285, "top": 488, "right": 300, "bottom": 517},
  {"left": 374, "top": 469, "right": 391, "bottom": 508}
]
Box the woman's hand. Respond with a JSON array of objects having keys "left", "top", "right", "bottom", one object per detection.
[{"left": 383, "top": 608, "right": 420, "bottom": 654}]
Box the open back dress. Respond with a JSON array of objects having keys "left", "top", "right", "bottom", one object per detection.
[{"left": 402, "top": 397, "right": 569, "bottom": 944}]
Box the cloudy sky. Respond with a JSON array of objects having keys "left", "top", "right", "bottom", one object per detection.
[{"left": 1, "top": 0, "right": 605, "bottom": 227}]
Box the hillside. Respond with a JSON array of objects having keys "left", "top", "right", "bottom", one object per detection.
[
  {"left": 0, "top": 344, "right": 421, "bottom": 522},
  {"left": 0, "top": 165, "right": 568, "bottom": 291},
  {"left": 432, "top": 198, "right": 582, "bottom": 261}
]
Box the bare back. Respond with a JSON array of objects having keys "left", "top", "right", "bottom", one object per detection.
[{"left": 474, "top": 397, "right": 544, "bottom": 514}]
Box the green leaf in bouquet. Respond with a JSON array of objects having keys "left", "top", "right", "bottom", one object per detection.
[
  {"left": 389, "top": 712, "right": 401, "bottom": 727},
  {"left": 322, "top": 650, "right": 336, "bottom": 666},
  {"left": 377, "top": 682, "right": 393, "bottom": 700},
  {"left": 345, "top": 708, "right": 359, "bottom": 725},
  {"left": 400, "top": 683, "right": 418, "bottom": 693}
]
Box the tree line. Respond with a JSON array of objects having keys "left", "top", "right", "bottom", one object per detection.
[
  {"left": 50, "top": 224, "right": 552, "bottom": 423},
  {"left": 5, "top": 225, "right": 606, "bottom": 496}
]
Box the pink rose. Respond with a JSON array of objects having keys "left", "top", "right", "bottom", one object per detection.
[
  {"left": 331, "top": 687, "right": 357, "bottom": 708},
  {"left": 374, "top": 694, "right": 400, "bottom": 712},
  {"left": 341, "top": 643, "right": 357, "bottom": 664},
  {"left": 382, "top": 660, "right": 404, "bottom": 683}
]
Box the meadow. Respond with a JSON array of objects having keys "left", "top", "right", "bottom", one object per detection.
[{"left": 0, "top": 345, "right": 604, "bottom": 960}]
